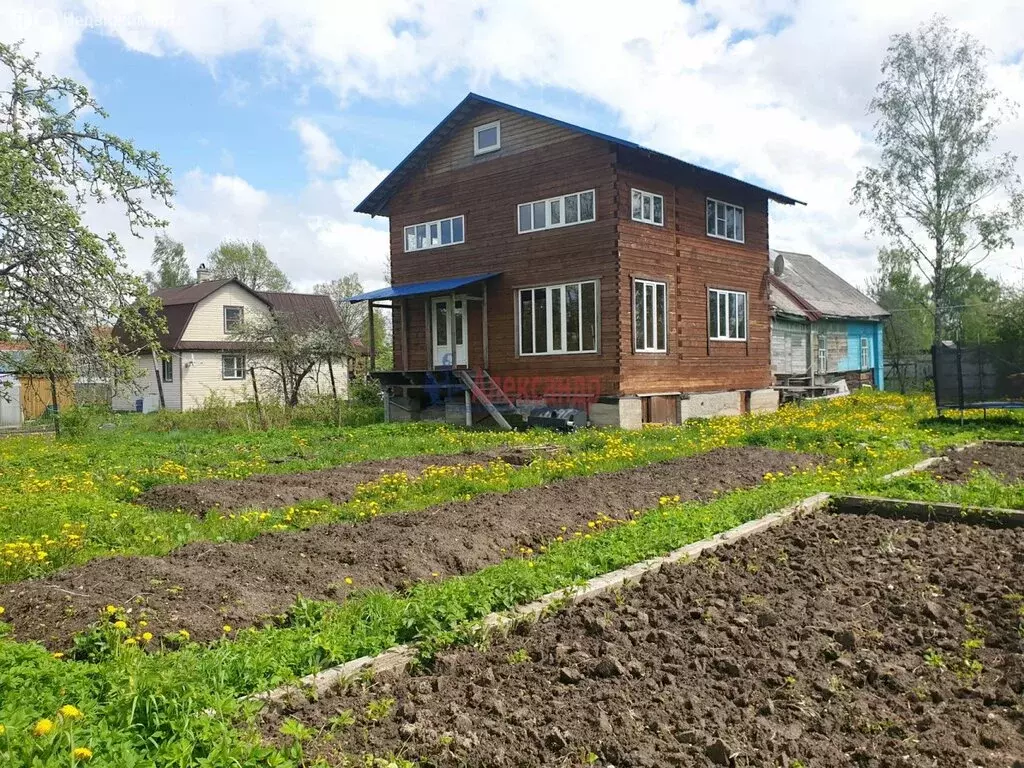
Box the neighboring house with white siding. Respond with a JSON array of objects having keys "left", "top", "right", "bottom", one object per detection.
[{"left": 112, "top": 274, "right": 348, "bottom": 412}]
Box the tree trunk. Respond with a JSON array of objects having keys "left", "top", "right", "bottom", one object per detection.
[{"left": 49, "top": 371, "right": 61, "bottom": 437}]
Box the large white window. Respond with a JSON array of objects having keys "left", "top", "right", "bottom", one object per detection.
[
  {"left": 708, "top": 288, "right": 747, "bottom": 341},
  {"left": 860, "top": 337, "right": 871, "bottom": 369},
  {"left": 474, "top": 121, "right": 501, "bottom": 155},
  {"left": 519, "top": 280, "right": 598, "bottom": 356},
  {"left": 404, "top": 215, "right": 465, "bottom": 252},
  {"left": 706, "top": 198, "right": 745, "bottom": 243},
  {"left": 518, "top": 190, "right": 596, "bottom": 233},
  {"left": 634, "top": 279, "right": 667, "bottom": 352},
  {"left": 222, "top": 354, "right": 246, "bottom": 380},
  {"left": 631, "top": 189, "right": 664, "bottom": 226}
]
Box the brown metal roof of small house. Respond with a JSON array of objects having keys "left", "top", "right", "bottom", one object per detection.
[{"left": 355, "top": 93, "right": 803, "bottom": 217}]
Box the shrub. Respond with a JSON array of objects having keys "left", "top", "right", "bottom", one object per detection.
[{"left": 349, "top": 378, "right": 385, "bottom": 408}]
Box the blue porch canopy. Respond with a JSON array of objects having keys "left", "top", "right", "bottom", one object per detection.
[{"left": 347, "top": 272, "right": 500, "bottom": 303}]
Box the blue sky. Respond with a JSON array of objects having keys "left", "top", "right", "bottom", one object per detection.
[{"left": 6, "top": 0, "right": 1024, "bottom": 291}]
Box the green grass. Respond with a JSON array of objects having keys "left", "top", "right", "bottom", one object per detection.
[{"left": 0, "top": 392, "right": 1022, "bottom": 766}]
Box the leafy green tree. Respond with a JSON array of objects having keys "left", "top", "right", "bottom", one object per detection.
[
  {"left": 143, "top": 234, "right": 193, "bottom": 290},
  {"left": 314, "top": 273, "right": 393, "bottom": 370},
  {"left": 207, "top": 240, "right": 291, "bottom": 291},
  {"left": 0, "top": 41, "right": 170, "bottom": 389},
  {"left": 994, "top": 284, "right": 1024, "bottom": 346},
  {"left": 945, "top": 265, "right": 1003, "bottom": 343},
  {"left": 867, "top": 250, "right": 933, "bottom": 392},
  {"left": 853, "top": 16, "right": 1024, "bottom": 342}
]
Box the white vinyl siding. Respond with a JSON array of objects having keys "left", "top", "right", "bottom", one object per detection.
[
  {"left": 473, "top": 121, "right": 501, "bottom": 155},
  {"left": 634, "top": 279, "right": 667, "bottom": 352},
  {"left": 180, "top": 284, "right": 269, "bottom": 343},
  {"left": 708, "top": 288, "right": 747, "bottom": 341},
  {"left": 221, "top": 354, "right": 245, "bottom": 380},
  {"left": 631, "top": 189, "right": 664, "bottom": 226},
  {"left": 706, "top": 198, "right": 745, "bottom": 243},
  {"left": 517, "top": 190, "right": 595, "bottom": 233},
  {"left": 518, "top": 280, "right": 598, "bottom": 356},
  {"left": 404, "top": 215, "right": 466, "bottom": 252}
]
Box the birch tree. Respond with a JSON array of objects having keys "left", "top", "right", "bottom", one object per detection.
[{"left": 853, "top": 16, "right": 1024, "bottom": 341}]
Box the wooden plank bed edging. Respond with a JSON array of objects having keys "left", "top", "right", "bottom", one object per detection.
[
  {"left": 832, "top": 495, "right": 1024, "bottom": 528},
  {"left": 252, "top": 492, "right": 833, "bottom": 707}
]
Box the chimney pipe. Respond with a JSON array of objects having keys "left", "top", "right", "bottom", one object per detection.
[{"left": 196, "top": 263, "right": 213, "bottom": 282}]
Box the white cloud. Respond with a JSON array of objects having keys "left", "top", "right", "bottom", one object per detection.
[
  {"left": 8, "top": 0, "right": 1024, "bottom": 290},
  {"left": 292, "top": 117, "right": 344, "bottom": 175}
]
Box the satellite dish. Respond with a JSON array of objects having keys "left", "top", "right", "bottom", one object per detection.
[{"left": 773, "top": 253, "right": 786, "bottom": 277}]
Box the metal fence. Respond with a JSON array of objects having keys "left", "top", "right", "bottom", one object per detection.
[{"left": 932, "top": 341, "right": 1024, "bottom": 413}]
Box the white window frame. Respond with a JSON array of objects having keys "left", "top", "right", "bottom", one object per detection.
[
  {"left": 860, "top": 337, "right": 871, "bottom": 369},
  {"left": 403, "top": 215, "right": 466, "bottom": 253},
  {"left": 517, "top": 190, "right": 596, "bottom": 234},
  {"left": 222, "top": 354, "right": 246, "bottom": 380},
  {"left": 706, "top": 198, "right": 745, "bottom": 243},
  {"left": 708, "top": 288, "right": 748, "bottom": 342},
  {"left": 631, "top": 189, "right": 664, "bottom": 227},
  {"left": 161, "top": 358, "right": 174, "bottom": 383},
  {"left": 633, "top": 279, "right": 668, "bottom": 353},
  {"left": 223, "top": 305, "right": 244, "bottom": 333},
  {"left": 517, "top": 279, "right": 599, "bottom": 356},
  {"left": 473, "top": 121, "right": 501, "bottom": 155},
  {"left": 817, "top": 346, "right": 829, "bottom": 374}
]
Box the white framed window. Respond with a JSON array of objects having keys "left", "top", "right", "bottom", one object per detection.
[
  {"left": 860, "top": 337, "right": 871, "bottom": 369},
  {"left": 161, "top": 358, "right": 173, "bottom": 383},
  {"left": 817, "top": 346, "right": 829, "bottom": 374},
  {"left": 631, "top": 189, "right": 664, "bottom": 226},
  {"left": 404, "top": 215, "right": 466, "bottom": 252},
  {"left": 518, "top": 190, "right": 596, "bottom": 234},
  {"left": 634, "top": 279, "right": 667, "bottom": 352},
  {"left": 474, "top": 121, "right": 501, "bottom": 155},
  {"left": 223, "top": 306, "right": 244, "bottom": 332},
  {"left": 706, "top": 198, "right": 745, "bottom": 243},
  {"left": 708, "top": 288, "right": 747, "bottom": 341},
  {"left": 222, "top": 354, "right": 245, "bottom": 380},
  {"left": 518, "top": 280, "right": 598, "bottom": 356}
]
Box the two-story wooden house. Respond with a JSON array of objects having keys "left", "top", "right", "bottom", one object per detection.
[{"left": 349, "top": 94, "right": 802, "bottom": 428}]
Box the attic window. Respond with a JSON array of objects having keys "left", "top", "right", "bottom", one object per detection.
[
  {"left": 224, "top": 306, "right": 244, "bottom": 332},
  {"left": 473, "top": 121, "right": 501, "bottom": 155}
]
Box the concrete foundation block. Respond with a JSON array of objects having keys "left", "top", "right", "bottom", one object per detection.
[
  {"left": 587, "top": 397, "right": 643, "bottom": 429},
  {"left": 750, "top": 388, "right": 780, "bottom": 413},
  {"left": 684, "top": 391, "right": 741, "bottom": 418}
]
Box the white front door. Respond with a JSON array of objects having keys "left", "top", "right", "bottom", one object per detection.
[{"left": 432, "top": 297, "right": 468, "bottom": 367}]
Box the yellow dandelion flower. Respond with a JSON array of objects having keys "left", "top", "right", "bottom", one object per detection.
[
  {"left": 59, "top": 705, "right": 83, "bottom": 721},
  {"left": 52, "top": 652, "right": 64, "bottom": 659},
  {"left": 0, "top": 606, "right": 5, "bottom": 615},
  {"left": 141, "top": 632, "right": 153, "bottom": 642},
  {"left": 222, "top": 625, "right": 232, "bottom": 633},
  {"left": 105, "top": 605, "right": 117, "bottom": 615},
  {"left": 123, "top": 638, "right": 137, "bottom": 646},
  {"left": 72, "top": 746, "right": 93, "bottom": 761},
  {"left": 32, "top": 718, "right": 55, "bottom": 737},
  {"left": 344, "top": 577, "right": 353, "bottom": 585},
  {"left": 112, "top": 620, "right": 127, "bottom": 631},
  {"left": 178, "top": 629, "right": 190, "bottom": 640}
]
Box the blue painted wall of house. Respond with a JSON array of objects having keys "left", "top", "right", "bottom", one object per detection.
[{"left": 830, "top": 320, "right": 884, "bottom": 389}]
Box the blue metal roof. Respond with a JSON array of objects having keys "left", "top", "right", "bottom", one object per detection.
[
  {"left": 347, "top": 272, "right": 501, "bottom": 303},
  {"left": 354, "top": 93, "right": 803, "bottom": 216}
]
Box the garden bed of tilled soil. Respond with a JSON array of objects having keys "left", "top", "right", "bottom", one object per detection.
[
  {"left": 937, "top": 443, "right": 1024, "bottom": 486},
  {"left": 137, "top": 447, "right": 549, "bottom": 516},
  {"left": 268, "top": 511, "right": 1024, "bottom": 768},
  {"left": 2, "top": 447, "right": 817, "bottom": 651}
]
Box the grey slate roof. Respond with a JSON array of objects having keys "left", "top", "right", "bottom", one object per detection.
[{"left": 769, "top": 250, "right": 888, "bottom": 321}]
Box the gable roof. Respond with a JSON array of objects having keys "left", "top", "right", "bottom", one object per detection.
[
  {"left": 355, "top": 93, "right": 803, "bottom": 216},
  {"left": 769, "top": 250, "right": 889, "bottom": 321},
  {"left": 114, "top": 281, "right": 341, "bottom": 352}
]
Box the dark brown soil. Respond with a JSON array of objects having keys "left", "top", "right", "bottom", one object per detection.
[
  {"left": 136, "top": 448, "right": 547, "bottom": 517},
  {"left": 938, "top": 443, "right": 1024, "bottom": 486},
  {"left": 269, "top": 512, "right": 1024, "bottom": 768},
  {"left": 1, "top": 447, "right": 815, "bottom": 652}
]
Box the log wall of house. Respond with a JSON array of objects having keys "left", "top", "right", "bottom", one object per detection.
[
  {"left": 615, "top": 160, "right": 774, "bottom": 395},
  {"left": 388, "top": 108, "right": 621, "bottom": 394}
]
